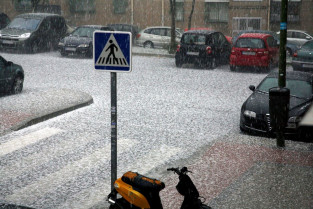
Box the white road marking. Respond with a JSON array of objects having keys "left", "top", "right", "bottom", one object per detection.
[
  {"left": 0, "top": 133, "right": 100, "bottom": 183},
  {"left": 5, "top": 138, "right": 137, "bottom": 204},
  {"left": 57, "top": 144, "right": 181, "bottom": 209},
  {"left": 0, "top": 127, "right": 63, "bottom": 157}
]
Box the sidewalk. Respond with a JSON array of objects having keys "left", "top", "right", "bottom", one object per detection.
[
  {"left": 0, "top": 88, "right": 93, "bottom": 136},
  {"left": 159, "top": 133, "right": 313, "bottom": 209}
]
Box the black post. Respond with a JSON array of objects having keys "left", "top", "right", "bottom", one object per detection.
[
  {"left": 278, "top": 0, "right": 288, "bottom": 88},
  {"left": 269, "top": 87, "right": 290, "bottom": 147},
  {"left": 111, "top": 72, "right": 117, "bottom": 194}
]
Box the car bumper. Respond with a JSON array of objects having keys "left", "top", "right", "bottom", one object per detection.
[
  {"left": 292, "top": 60, "right": 313, "bottom": 71},
  {"left": 0, "top": 38, "right": 30, "bottom": 51},
  {"left": 59, "top": 46, "right": 90, "bottom": 56},
  {"left": 230, "top": 55, "right": 270, "bottom": 67}
]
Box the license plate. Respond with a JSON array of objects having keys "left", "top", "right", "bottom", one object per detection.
[
  {"left": 187, "top": 51, "right": 199, "bottom": 56},
  {"left": 65, "top": 47, "right": 76, "bottom": 52},
  {"left": 2, "top": 40, "right": 14, "bottom": 44},
  {"left": 242, "top": 51, "right": 255, "bottom": 55},
  {"left": 303, "top": 64, "right": 313, "bottom": 68}
]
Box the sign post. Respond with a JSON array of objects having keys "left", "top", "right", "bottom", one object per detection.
[{"left": 93, "top": 31, "right": 132, "bottom": 192}]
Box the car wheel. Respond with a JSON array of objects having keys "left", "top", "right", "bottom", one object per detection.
[
  {"left": 209, "top": 57, "right": 217, "bottom": 69},
  {"left": 175, "top": 58, "right": 183, "bottom": 68},
  {"left": 230, "top": 65, "right": 236, "bottom": 71},
  {"left": 143, "top": 41, "right": 154, "bottom": 48},
  {"left": 11, "top": 76, "right": 23, "bottom": 94},
  {"left": 31, "top": 42, "right": 39, "bottom": 54}
]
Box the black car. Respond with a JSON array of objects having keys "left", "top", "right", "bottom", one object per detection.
[
  {"left": 58, "top": 25, "right": 113, "bottom": 57},
  {"left": 107, "top": 23, "right": 139, "bottom": 43},
  {"left": 292, "top": 40, "right": 313, "bottom": 72},
  {"left": 0, "top": 56, "right": 24, "bottom": 94},
  {"left": 0, "top": 13, "right": 10, "bottom": 29},
  {"left": 175, "top": 30, "right": 231, "bottom": 69},
  {"left": 240, "top": 71, "right": 313, "bottom": 138},
  {"left": 0, "top": 13, "right": 67, "bottom": 53}
]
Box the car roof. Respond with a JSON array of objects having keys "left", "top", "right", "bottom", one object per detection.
[
  {"left": 238, "top": 33, "right": 271, "bottom": 39},
  {"left": 183, "top": 30, "right": 216, "bottom": 35},
  {"left": 267, "top": 71, "right": 313, "bottom": 83},
  {"left": 16, "top": 13, "right": 60, "bottom": 19}
]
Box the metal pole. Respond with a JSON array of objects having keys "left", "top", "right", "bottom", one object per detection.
[
  {"left": 111, "top": 72, "right": 117, "bottom": 192},
  {"left": 276, "top": 0, "right": 288, "bottom": 147}
]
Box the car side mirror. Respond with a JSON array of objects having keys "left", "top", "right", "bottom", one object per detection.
[
  {"left": 306, "top": 36, "right": 312, "bottom": 40},
  {"left": 249, "top": 85, "right": 255, "bottom": 91}
]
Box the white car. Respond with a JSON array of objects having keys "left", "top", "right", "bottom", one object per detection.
[
  {"left": 277, "top": 30, "right": 313, "bottom": 47},
  {"left": 135, "top": 26, "right": 182, "bottom": 48}
]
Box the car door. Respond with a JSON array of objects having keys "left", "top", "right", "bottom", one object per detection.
[{"left": 217, "top": 32, "right": 231, "bottom": 63}]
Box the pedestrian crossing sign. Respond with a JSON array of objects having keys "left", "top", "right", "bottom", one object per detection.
[{"left": 93, "top": 31, "right": 132, "bottom": 72}]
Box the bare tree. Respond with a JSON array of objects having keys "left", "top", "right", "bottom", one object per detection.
[
  {"left": 188, "top": 0, "right": 196, "bottom": 30},
  {"left": 169, "top": 0, "right": 176, "bottom": 54}
]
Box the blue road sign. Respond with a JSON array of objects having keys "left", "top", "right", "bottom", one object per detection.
[{"left": 93, "top": 31, "right": 132, "bottom": 72}]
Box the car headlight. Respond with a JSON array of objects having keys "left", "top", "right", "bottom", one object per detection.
[
  {"left": 19, "top": 33, "right": 31, "bottom": 39},
  {"left": 78, "top": 44, "right": 89, "bottom": 48},
  {"left": 58, "top": 42, "right": 64, "bottom": 47},
  {"left": 243, "top": 110, "right": 256, "bottom": 118},
  {"left": 287, "top": 116, "right": 302, "bottom": 128}
]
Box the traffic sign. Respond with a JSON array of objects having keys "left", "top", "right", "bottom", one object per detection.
[{"left": 93, "top": 31, "right": 132, "bottom": 72}]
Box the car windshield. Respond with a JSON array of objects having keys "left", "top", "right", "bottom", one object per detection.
[
  {"left": 301, "top": 41, "right": 313, "bottom": 50},
  {"left": 235, "top": 38, "right": 265, "bottom": 48},
  {"left": 71, "top": 27, "right": 97, "bottom": 38},
  {"left": 182, "top": 34, "right": 206, "bottom": 45},
  {"left": 257, "top": 77, "right": 313, "bottom": 99},
  {"left": 7, "top": 17, "right": 41, "bottom": 31}
]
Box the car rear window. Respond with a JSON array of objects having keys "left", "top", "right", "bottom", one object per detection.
[
  {"left": 235, "top": 38, "right": 265, "bottom": 49},
  {"left": 258, "top": 77, "right": 313, "bottom": 99},
  {"left": 182, "top": 34, "right": 206, "bottom": 45}
]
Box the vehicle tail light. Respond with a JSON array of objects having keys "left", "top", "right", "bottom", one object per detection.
[
  {"left": 231, "top": 48, "right": 236, "bottom": 55},
  {"left": 136, "top": 34, "right": 141, "bottom": 39},
  {"left": 264, "top": 51, "right": 269, "bottom": 55},
  {"left": 293, "top": 52, "right": 298, "bottom": 57},
  {"left": 176, "top": 44, "right": 181, "bottom": 52},
  {"left": 206, "top": 46, "right": 212, "bottom": 54}
]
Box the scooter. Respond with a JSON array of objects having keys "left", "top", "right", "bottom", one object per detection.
[{"left": 107, "top": 167, "right": 211, "bottom": 209}]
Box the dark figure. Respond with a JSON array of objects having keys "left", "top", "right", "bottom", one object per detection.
[{"left": 106, "top": 40, "right": 118, "bottom": 64}]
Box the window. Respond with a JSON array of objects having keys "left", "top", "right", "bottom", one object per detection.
[
  {"left": 232, "top": 18, "right": 261, "bottom": 35},
  {"left": 270, "top": 1, "right": 300, "bottom": 23},
  {"left": 205, "top": 2, "right": 229, "bottom": 23},
  {"left": 176, "top": 2, "right": 184, "bottom": 21},
  {"left": 68, "top": 0, "right": 96, "bottom": 13},
  {"left": 235, "top": 38, "right": 265, "bottom": 48},
  {"left": 13, "top": 0, "right": 32, "bottom": 12},
  {"left": 113, "top": 0, "right": 128, "bottom": 14},
  {"left": 267, "top": 36, "right": 276, "bottom": 47}
]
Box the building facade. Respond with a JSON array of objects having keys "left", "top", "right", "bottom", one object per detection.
[{"left": 1, "top": 0, "right": 312, "bottom": 36}]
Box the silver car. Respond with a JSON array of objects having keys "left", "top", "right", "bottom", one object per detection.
[
  {"left": 277, "top": 30, "right": 313, "bottom": 47},
  {"left": 135, "top": 26, "right": 182, "bottom": 48}
]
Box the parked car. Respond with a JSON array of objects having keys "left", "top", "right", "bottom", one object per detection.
[
  {"left": 277, "top": 30, "right": 313, "bottom": 47},
  {"left": 107, "top": 23, "right": 139, "bottom": 43},
  {"left": 184, "top": 27, "right": 232, "bottom": 44},
  {"left": 233, "top": 30, "right": 299, "bottom": 57},
  {"left": 135, "top": 26, "right": 182, "bottom": 48},
  {"left": 0, "top": 13, "right": 67, "bottom": 53},
  {"left": 230, "top": 33, "right": 279, "bottom": 71},
  {"left": 292, "top": 40, "right": 313, "bottom": 72},
  {"left": 0, "top": 56, "right": 24, "bottom": 94},
  {"left": 0, "top": 13, "right": 10, "bottom": 29},
  {"left": 240, "top": 71, "right": 313, "bottom": 138},
  {"left": 58, "top": 25, "right": 113, "bottom": 57},
  {"left": 175, "top": 30, "right": 231, "bottom": 69}
]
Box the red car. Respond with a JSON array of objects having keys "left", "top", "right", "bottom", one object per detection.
[{"left": 229, "top": 33, "right": 279, "bottom": 71}]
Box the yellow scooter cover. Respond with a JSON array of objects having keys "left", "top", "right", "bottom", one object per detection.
[{"left": 114, "top": 178, "right": 150, "bottom": 209}]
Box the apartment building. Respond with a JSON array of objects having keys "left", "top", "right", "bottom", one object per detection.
[{"left": 1, "top": 0, "right": 312, "bottom": 36}]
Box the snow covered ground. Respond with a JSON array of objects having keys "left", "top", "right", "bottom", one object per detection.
[{"left": 0, "top": 51, "right": 293, "bottom": 208}]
